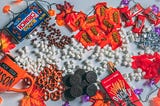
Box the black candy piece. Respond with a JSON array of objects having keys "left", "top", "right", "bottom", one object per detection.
[
  {"left": 69, "top": 74, "right": 82, "bottom": 86},
  {"left": 75, "top": 69, "right": 86, "bottom": 77},
  {"left": 85, "top": 71, "right": 97, "bottom": 83},
  {"left": 62, "top": 74, "right": 72, "bottom": 87},
  {"left": 70, "top": 86, "right": 83, "bottom": 97},
  {"left": 64, "top": 89, "right": 76, "bottom": 101},
  {"left": 86, "top": 84, "right": 97, "bottom": 96}
]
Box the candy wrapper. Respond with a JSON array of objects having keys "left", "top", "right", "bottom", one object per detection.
[
  {"left": 74, "top": 31, "right": 95, "bottom": 48},
  {"left": 101, "top": 62, "right": 143, "bottom": 106},
  {"left": 4, "top": 1, "right": 49, "bottom": 42},
  {"left": 132, "top": 52, "right": 160, "bottom": 83}
]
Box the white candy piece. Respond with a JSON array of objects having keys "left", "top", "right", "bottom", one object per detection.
[
  {"left": 130, "top": 76, "right": 135, "bottom": 81},
  {"left": 129, "top": 73, "right": 135, "bottom": 77},
  {"left": 135, "top": 76, "right": 141, "bottom": 82},
  {"left": 137, "top": 68, "right": 142, "bottom": 73},
  {"left": 123, "top": 73, "right": 128, "bottom": 78},
  {"left": 141, "top": 71, "right": 146, "bottom": 77}
]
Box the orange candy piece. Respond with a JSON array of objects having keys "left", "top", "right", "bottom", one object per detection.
[
  {"left": 48, "top": 9, "right": 56, "bottom": 16},
  {"left": 150, "top": 97, "right": 160, "bottom": 106},
  {"left": 12, "top": 0, "right": 23, "bottom": 4},
  {"left": 3, "top": 5, "right": 11, "bottom": 13},
  {"left": 56, "top": 19, "right": 65, "bottom": 26},
  {"left": 0, "top": 97, "right": 3, "bottom": 104}
]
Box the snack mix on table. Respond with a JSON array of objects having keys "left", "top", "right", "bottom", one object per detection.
[{"left": 0, "top": 0, "right": 160, "bottom": 106}]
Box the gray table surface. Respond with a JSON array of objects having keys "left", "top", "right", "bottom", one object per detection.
[{"left": 0, "top": 0, "right": 160, "bottom": 106}]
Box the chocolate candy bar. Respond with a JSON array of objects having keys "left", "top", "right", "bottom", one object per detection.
[{"left": 5, "top": 1, "right": 49, "bottom": 42}]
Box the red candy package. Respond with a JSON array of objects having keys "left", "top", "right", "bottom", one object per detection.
[
  {"left": 74, "top": 31, "right": 95, "bottom": 48},
  {"left": 95, "top": 2, "right": 107, "bottom": 20},
  {"left": 108, "top": 8, "right": 122, "bottom": 28},
  {"left": 132, "top": 15, "right": 146, "bottom": 33},
  {"left": 81, "top": 15, "right": 99, "bottom": 30},
  {"left": 108, "top": 30, "right": 122, "bottom": 50},
  {"left": 97, "top": 36, "right": 109, "bottom": 48},
  {"left": 118, "top": 6, "right": 134, "bottom": 27},
  {"left": 126, "top": 3, "right": 143, "bottom": 17},
  {"left": 143, "top": 7, "right": 159, "bottom": 26},
  {"left": 86, "top": 26, "right": 105, "bottom": 42},
  {"left": 65, "top": 11, "right": 86, "bottom": 31},
  {"left": 101, "top": 62, "right": 143, "bottom": 106},
  {"left": 100, "top": 18, "right": 114, "bottom": 33}
]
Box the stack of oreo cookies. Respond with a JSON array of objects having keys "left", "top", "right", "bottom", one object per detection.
[{"left": 62, "top": 69, "right": 98, "bottom": 101}]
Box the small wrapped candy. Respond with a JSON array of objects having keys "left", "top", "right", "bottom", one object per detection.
[
  {"left": 86, "top": 26, "right": 105, "bottom": 42},
  {"left": 108, "top": 8, "right": 122, "bottom": 28},
  {"left": 121, "top": 0, "right": 130, "bottom": 5},
  {"left": 74, "top": 31, "right": 95, "bottom": 48},
  {"left": 108, "top": 30, "right": 122, "bottom": 50},
  {"left": 62, "top": 101, "right": 70, "bottom": 106},
  {"left": 143, "top": 7, "right": 159, "bottom": 25},
  {"left": 155, "top": 27, "right": 160, "bottom": 35},
  {"left": 152, "top": 5, "right": 159, "bottom": 14},
  {"left": 143, "top": 79, "right": 155, "bottom": 87},
  {"left": 134, "top": 88, "right": 143, "bottom": 95},
  {"left": 118, "top": 6, "right": 134, "bottom": 27},
  {"left": 132, "top": 15, "right": 146, "bottom": 34},
  {"left": 126, "top": 3, "right": 143, "bottom": 17},
  {"left": 81, "top": 15, "right": 99, "bottom": 30},
  {"left": 81, "top": 95, "right": 90, "bottom": 103}
]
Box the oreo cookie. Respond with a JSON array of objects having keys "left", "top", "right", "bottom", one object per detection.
[
  {"left": 86, "top": 84, "right": 97, "bottom": 96},
  {"left": 81, "top": 80, "right": 89, "bottom": 89},
  {"left": 70, "top": 86, "right": 83, "bottom": 97},
  {"left": 75, "top": 69, "right": 86, "bottom": 77},
  {"left": 69, "top": 74, "right": 82, "bottom": 86},
  {"left": 85, "top": 71, "right": 97, "bottom": 83},
  {"left": 62, "top": 74, "right": 72, "bottom": 87},
  {"left": 64, "top": 89, "right": 75, "bottom": 101}
]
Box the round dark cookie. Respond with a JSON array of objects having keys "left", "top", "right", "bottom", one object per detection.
[
  {"left": 69, "top": 74, "right": 82, "bottom": 86},
  {"left": 62, "top": 74, "right": 72, "bottom": 87},
  {"left": 70, "top": 86, "right": 83, "bottom": 97},
  {"left": 80, "top": 80, "right": 90, "bottom": 89},
  {"left": 86, "top": 84, "right": 97, "bottom": 96},
  {"left": 75, "top": 69, "right": 86, "bottom": 78},
  {"left": 85, "top": 71, "right": 97, "bottom": 83},
  {"left": 64, "top": 89, "right": 76, "bottom": 101}
]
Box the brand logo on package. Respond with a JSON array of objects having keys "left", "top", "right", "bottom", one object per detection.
[{"left": 17, "top": 11, "right": 38, "bottom": 31}]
